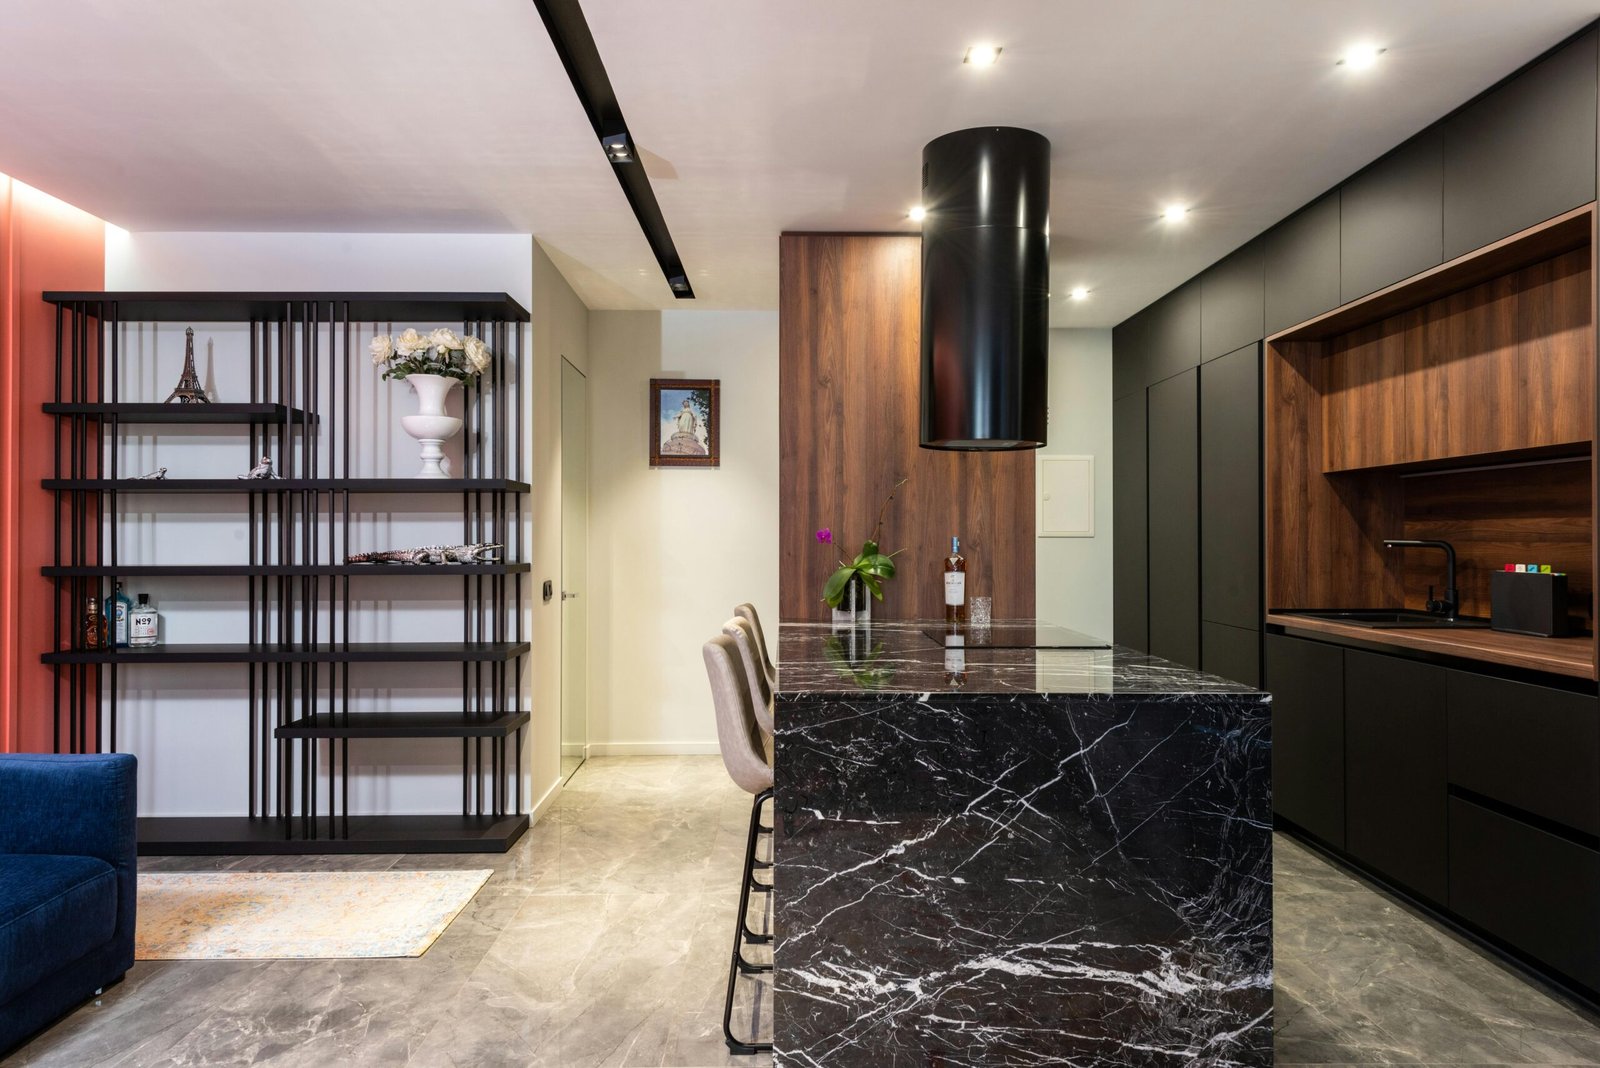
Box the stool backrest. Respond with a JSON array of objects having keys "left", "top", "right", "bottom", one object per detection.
[
  {"left": 723, "top": 616, "right": 774, "bottom": 721},
  {"left": 734, "top": 602, "right": 777, "bottom": 685},
  {"left": 703, "top": 634, "right": 775, "bottom": 795}
]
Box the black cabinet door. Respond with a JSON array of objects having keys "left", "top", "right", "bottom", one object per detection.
[
  {"left": 1145, "top": 282, "right": 1202, "bottom": 386},
  {"left": 1146, "top": 370, "right": 1199, "bottom": 668},
  {"left": 1341, "top": 128, "right": 1443, "bottom": 303},
  {"left": 1199, "top": 344, "right": 1260, "bottom": 631},
  {"left": 1447, "top": 671, "right": 1600, "bottom": 835},
  {"left": 1443, "top": 29, "right": 1598, "bottom": 260},
  {"left": 1263, "top": 192, "right": 1341, "bottom": 336},
  {"left": 1264, "top": 634, "right": 1344, "bottom": 847},
  {"left": 1449, "top": 796, "right": 1600, "bottom": 991},
  {"left": 1112, "top": 307, "right": 1151, "bottom": 402},
  {"left": 1344, "top": 649, "right": 1448, "bottom": 903},
  {"left": 1200, "top": 240, "right": 1265, "bottom": 362},
  {"left": 1112, "top": 391, "right": 1148, "bottom": 651},
  {"left": 1203, "top": 622, "right": 1260, "bottom": 688}
]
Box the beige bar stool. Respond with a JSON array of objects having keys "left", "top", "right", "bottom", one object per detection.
[
  {"left": 733, "top": 602, "right": 778, "bottom": 691},
  {"left": 703, "top": 633, "right": 774, "bottom": 1055},
  {"left": 723, "top": 616, "right": 775, "bottom": 738}
]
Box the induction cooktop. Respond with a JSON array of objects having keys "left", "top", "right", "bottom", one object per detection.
[{"left": 920, "top": 622, "right": 1111, "bottom": 650}]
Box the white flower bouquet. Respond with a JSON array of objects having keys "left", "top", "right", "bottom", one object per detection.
[{"left": 370, "top": 327, "right": 492, "bottom": 382}]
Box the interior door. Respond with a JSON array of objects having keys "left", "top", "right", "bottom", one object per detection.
[{"left": 560, "top": 358, "right": 589, "bottom": 782}]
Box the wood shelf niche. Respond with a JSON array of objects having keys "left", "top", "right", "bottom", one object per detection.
[{"left": 1266, "top": 204, "right": 1598, "bottom": 680}]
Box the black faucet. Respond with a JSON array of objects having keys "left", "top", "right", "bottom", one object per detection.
[{"left": 1383, "top": 539, "right": 1459, "bottom": 619}]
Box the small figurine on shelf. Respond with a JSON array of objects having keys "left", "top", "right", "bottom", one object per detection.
[
  {"left": 82, "top": 596, "right": 107, "bottom": 650},
  {"left": 237, "top": 456, "right": 279, "bottom": 480},
  {"left": 133, "top": 467, "right": 168, "bottom": 480},
  {"left": 164, "top": 327, "right": 211, "bottom": 404},
  {"left": 346, "top": 542, "right": 503, "bottom": 566}
]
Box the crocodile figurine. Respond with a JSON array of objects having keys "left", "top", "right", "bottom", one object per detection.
[
  {"left": 346, "top": 543, "right": 503, "bottom": 565},
  {"left": 133, "top": 467, "right": 168, "bottom": 480}
]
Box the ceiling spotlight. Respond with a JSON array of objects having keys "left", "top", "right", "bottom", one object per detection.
[
  {"left": 1161, "top": 204, "right": 1189, "bottom": 223},
  {"left": 1337, "top": 44, "right": 1386, "bottom": 71},
  {"left": 601, "top": 130, "right": 634, "bottom": 163},
  {"left": 963, "top": 43, "right": 1002, "bottom": 67},
  {"left": 1069, "top": 287, "right": 1089, "bottom": 301},
  {"left": 908, "top": 205, "right": 927, "bottom": 222}
]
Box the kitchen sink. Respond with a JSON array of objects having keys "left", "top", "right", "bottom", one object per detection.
[{"left": 1288, "top": 608, "right": 1491, "bottom": 630}]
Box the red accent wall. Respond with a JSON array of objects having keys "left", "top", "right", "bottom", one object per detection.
[{"left": 0, "top": 177, "right": 105, "bottom": 752}]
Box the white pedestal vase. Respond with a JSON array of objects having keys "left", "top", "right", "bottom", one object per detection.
[{"left": 399, "top": 373, "right": 463, "bottom": 479}]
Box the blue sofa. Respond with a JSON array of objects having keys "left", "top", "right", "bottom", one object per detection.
[{"left": 0, "top": 753, "right": 137, "bottom": 1057}]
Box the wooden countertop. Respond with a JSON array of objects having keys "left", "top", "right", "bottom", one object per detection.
[{"left": 1266, "top": 613, "right": 1596, "bottom": 681}]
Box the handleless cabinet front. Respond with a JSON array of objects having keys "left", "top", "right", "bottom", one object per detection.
[
  {"left": 1265, "top": 634, "right": 1344, "bottom": 847},
  {"left": 1146, "top": 370, "right": 1200, "bottom": 669}
]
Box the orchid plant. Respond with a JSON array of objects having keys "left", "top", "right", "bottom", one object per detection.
[
  {"left": 370, "top": 327, "right": 492, "bottom": 382},
  {"left": 816, "top": 479, "right": 908, "bottom": 609}
]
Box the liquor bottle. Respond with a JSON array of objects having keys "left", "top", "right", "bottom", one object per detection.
[
  {"left": 82, "top": 596, "right": 107, "bottom": 650},
  {"left": 105, "top": 582, "right": 132, "bottom": 648},
  {"left": 944, "top": 536, "right": 967, "bottom": 624},
  {"left": 129, "top": 594, "right": 160, "bottom": 648}
]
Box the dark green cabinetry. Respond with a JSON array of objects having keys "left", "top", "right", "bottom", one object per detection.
[
  {"left": 1344, "top": 650, "right": 1448, "bottom": 903},
  {"left": 1200, "top": 241, "right": 1265, "bottom": 362},
  {"left": 1443, "top": 30, "right": 1598, "bottom": 260},
  {"left": 1199, "top": 344, "right": 1261, "bottom": 631},
  {"left": 1264, "top": 634, "right": 1345, "bottom": 847},
  {"left": 1340, "top": 128, "right": 1443, "bottom": 303},
  {"left": 1145, "top": 370, "right": 1200, "bottom": 668},
  {"left": 1145, "top": 283, "right": 1202, "bottom": 387},
  {"left": 1203, "top": 622, "right": 1259, "bottom": 688},
  {"left": 1263, "top": 192, "right": 1341, "bottom": 335},
  {"left": 1112, "top": 392, "right": 1149, "bottom": 651},
  {"left": 1111, "top": 307, "right": 1150, "bottom": 402}
]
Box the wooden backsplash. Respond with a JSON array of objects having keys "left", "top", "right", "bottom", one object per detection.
[
  {"left": 777, "top": 233, "right": 1036, "bottom": 622},
  {"left": 1400, "top": 458, "right": 1593, "bottom": 628}
]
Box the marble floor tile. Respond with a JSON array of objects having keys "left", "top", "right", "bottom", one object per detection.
[{"left": 16, "top": 758, "right": 1600, "bottom": 1066}]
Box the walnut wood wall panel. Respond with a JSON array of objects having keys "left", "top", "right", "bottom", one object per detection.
[
  {"left": 1400, "top": 459, "right": 1593, "bottom": 628},
  {"left": 778, "top": 234, "right": 1036, "bottom": 622}
]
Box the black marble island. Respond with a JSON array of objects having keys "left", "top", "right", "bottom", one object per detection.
[{"left": 772, "top": 621, "right": 1273, "bottom": 1067}]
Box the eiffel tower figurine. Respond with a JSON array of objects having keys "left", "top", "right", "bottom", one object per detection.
[{"left": 165, "top": 327, "right": 210, "bottom": 404}]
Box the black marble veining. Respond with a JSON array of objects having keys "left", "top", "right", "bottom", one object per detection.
[{"left": 773, "top": 621, "right": 1273, "bottom": 1066}]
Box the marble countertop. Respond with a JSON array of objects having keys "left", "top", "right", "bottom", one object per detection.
[{"left": 775, "top": 620, "right": 1263, "bottom": 697}]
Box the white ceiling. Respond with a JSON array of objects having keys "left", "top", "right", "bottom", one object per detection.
[{"left": 1, "top": 1, "right": 1598, "bottom": 326}]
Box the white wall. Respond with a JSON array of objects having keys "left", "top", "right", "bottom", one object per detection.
[
  {"left": 585, "top": 310, "right": 779, "bottom": 754},
  {"left": 1036, "top": 328, "right": 1114, "bottom": 638},
  {"left": 105, "top": 231, "right": 543, "bottom": 817}
]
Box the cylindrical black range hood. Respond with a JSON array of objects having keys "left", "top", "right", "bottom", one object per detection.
[{"left": 919, "top": 126, "right": 1051, "bottom": 451}]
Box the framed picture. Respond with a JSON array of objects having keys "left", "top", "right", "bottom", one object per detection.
[{"left": 649, "top": 378, "right": 720, "bottom": 468}]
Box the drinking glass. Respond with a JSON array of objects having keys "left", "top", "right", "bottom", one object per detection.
[{"left": 969, "top": 596, "right": 993, "bottom": 627}]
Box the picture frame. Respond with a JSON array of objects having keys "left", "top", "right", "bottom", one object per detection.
[{"left": 649, "top": 378, "right": 720, "bottom": 468}]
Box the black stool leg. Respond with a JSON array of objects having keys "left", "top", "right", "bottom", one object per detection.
[{"left": 725, "top": 786, "right": 774, "bottom": 1054}]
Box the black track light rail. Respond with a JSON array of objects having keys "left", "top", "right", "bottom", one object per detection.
[{"left": 531, "top": 0, "right": 695, "bottom": 300}]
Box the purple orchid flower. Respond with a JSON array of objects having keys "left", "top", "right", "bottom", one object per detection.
[{"left": 816, "top": 528, "right": 832, "bottom": 545}]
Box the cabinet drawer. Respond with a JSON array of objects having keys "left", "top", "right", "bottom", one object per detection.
[
  {"left": 1448, "top": 672, "right": 1600, "bottom": 835},
  {"left": 1449, "top": 796, "right": 1600, "bottom": 990}
]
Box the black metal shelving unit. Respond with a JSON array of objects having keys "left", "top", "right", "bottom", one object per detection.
[{"left": 42, "top": 291, "right": 532, "bottom": 855}]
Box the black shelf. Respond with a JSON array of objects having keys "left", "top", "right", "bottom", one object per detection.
[
  {"left": 42, "top": 291, "right": 532, "bottom": 323},
  {"left": 276, "top": 711, "right": 531, "bottom": 740},
  {"left": 42, "top": 402, "right": 317, "bottom": 425},
  {"left": 42, "top": 563, "right": 530, "bottom": 578},
  {"left": 41, "top": 642, "right": 530, "bottom": 665},
  {"left": 43, "top": 478, "right": 531, "bottom": 494},
  {"left": 136, "top": 814, "right": 530, "bottom": 855}
]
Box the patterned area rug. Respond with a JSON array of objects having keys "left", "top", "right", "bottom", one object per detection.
[{"left": 136, "top": 869, "right": 493, "bottom": 960}]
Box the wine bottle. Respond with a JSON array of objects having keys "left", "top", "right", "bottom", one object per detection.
[
  {"left": 944, "top": 535, "right": 966, "bottom": 624},
  {"left": 105, "top": 581, "right": 132, "bottom": 648},
  {"left": 82, "top": 596, "right": 107, "bottom": 650},
  {"left": 129, "top": 594, "right": 160, "bottom": 648}
]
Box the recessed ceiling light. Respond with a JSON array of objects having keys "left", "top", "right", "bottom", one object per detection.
[
  {"left": 1161, "top": 204, "right": 1189, "bottom": 223},
  {"left": 1337, "top": 44, "right": 1386, "bottom": 71},
  {"left": 963, "top": 43, "right": 1002, "bottom": 67},
  {"left": 908, "top": 205, "right": 927, "bottom": 222},
  {"left": 1069, "top": 287, "right": 1089, "bottom": 301}
]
